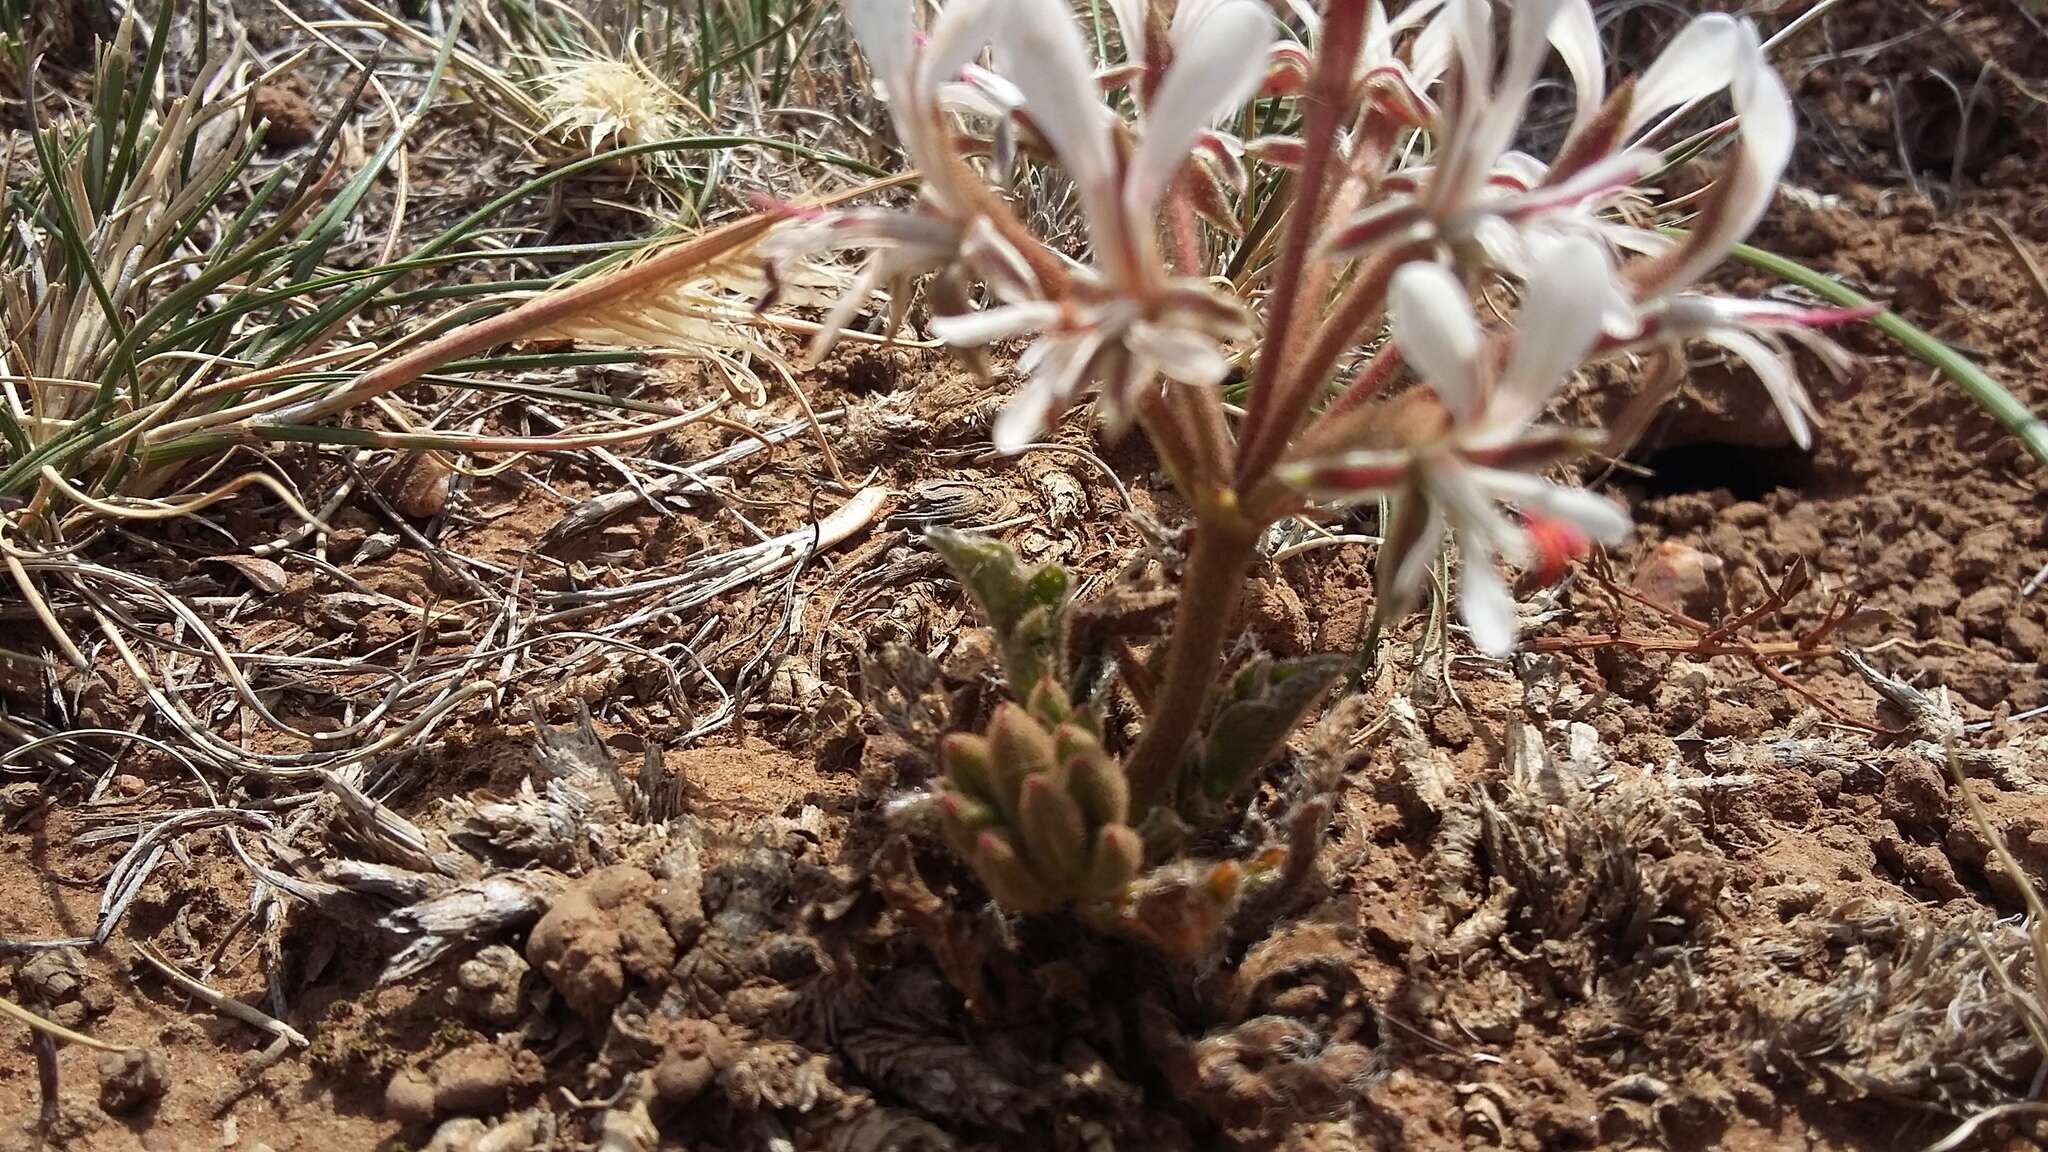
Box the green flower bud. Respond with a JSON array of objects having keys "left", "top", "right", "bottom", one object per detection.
[
  {"left": 987, "top": 702, "right": 1057, "bottom": 810},
  {"left": 1083, "top": 824, "right": 1143, "bottom": 901},
  {"left": 973, "top": 830, "right": 1058, "bottom": 914},
  {"left": 1016, "top": 775, "right": 1089, "bottom": 888},
  {"left": 1062, "top": 745, "right": 1129, "bottom": 829},
  {"left": 934, "top": 788, "right": 996, "bottom": 857},
  {"left": 940, "top": 733, "right": 999, "bottom": 805}
]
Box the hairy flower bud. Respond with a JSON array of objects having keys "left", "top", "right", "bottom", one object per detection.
[
  {"left": 972, "top": 830, "right": 1060, "bottom": 914},
  {"left": 986, "top": 703, "right": 1058, "bottom": 809},
  {"left": 1017, "top": 775, "right": 1090, "bottom": 887},
  {"left": 1084, "top": 824, "right": 1144, "bottom": 901},
  {"left": 1062, "top": 743, "right": 1129, "bottom": 829},
  {"left": 939, "top": 733, "right": 999, "bottom": 807},
  {"left": 934, "top": 787, "right": 998, "bottom": 857}
]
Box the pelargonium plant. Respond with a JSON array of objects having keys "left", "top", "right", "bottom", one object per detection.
[{"left": 772, "top": 0, "right": 1862, "bottom": 954}]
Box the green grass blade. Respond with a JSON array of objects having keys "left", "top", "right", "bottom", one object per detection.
[{"left": 1725, "top": 240, "right": 2048, "bottom": 468}]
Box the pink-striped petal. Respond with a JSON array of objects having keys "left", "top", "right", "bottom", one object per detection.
[
  {"left": 1279, "top": 451, "right": 1415, "bottom": 498},
  {"left": 1548, "top": 1, "right": 1605, "bottom": 145},
  {"left": 995, "top": 0, "right": 1121, "bottom": 245},
  {"left": 1323, "top": 197, "right": 1429, "bottom": 257},
  {"left": 1124, "top": 0, "right": 1276, "bottom": 220}
]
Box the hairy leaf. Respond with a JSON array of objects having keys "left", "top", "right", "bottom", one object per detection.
[
  {"left": 925, "top": 526, "right": 1071, "bottom": 694},
  {"left": 1197, "top": 655, "right": 1348, "bottom": 800}
]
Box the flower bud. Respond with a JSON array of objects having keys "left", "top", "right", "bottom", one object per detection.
[
  {"left": 1084, "top": 825, "right": 1143, "bottom": 901},
  {"left": 973, "top": 830, "right": 1058, "bottom": 914},
  {"left": 1017, "top": 775, "right": 1089, "bottom": 887},
  {"left": 1062, "top": 745, "right": 1129, "bottom": 829},
  {"left": 984, "top": 703, "right": 1058, "bottom": 820},
  {"left": 940, "top": 733, "right": 999, "bottom": 805},
  {"left": 934, "top": 787, "right": 997, "bottom": 857},
  {"left": 1025, "top": 676, "right": 1073, "bottom": 726}
]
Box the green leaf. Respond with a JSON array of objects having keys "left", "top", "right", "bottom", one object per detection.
[
  {"left": 1197, "top": 655, "right": 1348, "bottom": 800},
  {"left": 925, "top": 527, "right": 1071, "bottom": 694}
]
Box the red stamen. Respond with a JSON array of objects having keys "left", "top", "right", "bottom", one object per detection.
[{"left": 1521, "top": 513, "right": 1591, "bottom": 584}]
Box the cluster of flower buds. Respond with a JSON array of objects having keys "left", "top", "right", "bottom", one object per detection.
[{"left": 933, "top": 681, "right": 1144, "bottom": 914}]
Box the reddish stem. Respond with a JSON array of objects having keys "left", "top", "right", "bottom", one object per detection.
[
  {"left": 1323, "top": 340, "right": 1404, "bottom": 420},
  {"left": 1231, "top": 0, "right": 1370, "bottom": 488}
]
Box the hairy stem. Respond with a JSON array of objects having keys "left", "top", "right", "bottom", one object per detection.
[
  {"left": 1237, "top": 240, "right": 1412, "bottom": 487},
  {"left": 1231, "top": 0, "right": 1369, "bottom": 482},
  {"left": 1124, "top": 516, "right": 1259, "bottom": 811}
]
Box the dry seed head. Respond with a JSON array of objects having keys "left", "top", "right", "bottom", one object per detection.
[{"left": 537, "top": 53, "right": 685, "bottom": 153}]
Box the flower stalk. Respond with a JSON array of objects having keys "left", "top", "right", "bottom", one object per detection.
[{"left": 802, "top": 0, "right": 1855, "bottom": 950}]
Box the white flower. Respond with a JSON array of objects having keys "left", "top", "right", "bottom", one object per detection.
[
  {"left": 1616, "top": 295, "right": 1872, "bottom": 450},
  {"left": 1323, "top": 6, "right": 1795, "bottom": 297},
  {"left": 929, "top": 0, "right": 1274, "bottom": 451},
  {"left": 1281, "top": 238, "right": 1631, "bottom": 656},
  {"left": 1585, "top": 17, "right": 1862, "bottom": 447},
  {"left": 758, "top": 0, "right": 1011, "bottom": 361}
]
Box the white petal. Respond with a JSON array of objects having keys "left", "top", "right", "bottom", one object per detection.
[
  {"left": 954, "top": 63, "right": 1024, "bottom": 112},
  {"left": 996, "top": 0, "right": 1119, "bottom": 222},
  {"left": 994, "top": 375, "right": 1060, "bottom": 453},
  {"left": 1489, "top": 236, "right": 1612, "bottom": 434},
  {"left": 1109, "top": 0, "right": 1150, "bottom": 63},
  {"left": 844, "top": 0, "right": 916, "bottom": 96},
  {"left": 1380, "top": 497, "right": 1448, "bottom": 614},
  {"left": 1471, "top": 468, "right": 1632, "bottom": 545},
  {"left": 1548, "top": 1, "right": 1605, "bottom": 145},
  {"left": 1701, "top": 328, "right": 1814, "bottom": 449},
  {"left": 806, "top": 256, "right": 890, "bottom": 364},
  {"left": 1440, "top": 0, "right": 1564, "bottom": 207},
  {"left": 1730, "top": 31, "right": 1796, "bottom": 222},
  {"left": 1642, "top": 23, "right": 1792, "bottom": 297},
  {"left": 1431, "top": 460, "right": 1525, "bottom": 562},
  {"left": 1388, "top": 261, "right": 1486, "bottom": 423},
  {"left": 1500, "top": 148, "right": 1655, "bottom": 216},
  {"left": 1622, "top": 14, "right": 1743, "bottom": 138},
  {"left": 1386, "top": 0, "right": 1450, "bottom": 38},
  {"left": 960, "top": 218, "right": 1041, "bottom": 302},
  {"left": 1170, "top": 0, "right": 1233, "bottom": 40},
  {"left": 930, "top": 300, "right": 1064, "bottom": 346},
  {"left": 1363, "top": 0, "right": 1393, "bottom": 61},
  {"left": 922, "top": 0, "right": 1002, "bottom": 94},
  {"left": 1457, "top": 541, "right": 1518, "bottom": 658},
  {"left": 1445, "top": 0, "right": 1494, "bottom": 100},
  {"left": 1128, "top": 321, "right": 1229, "bottom": 387},
  {"left": 1467, "top": 214, "right": 1530, "bottom": 277},
  {"left": 993, "top": 327, "right": 1112, "bottom": 452},
  {"left": 1124, "top": 0, "right": 1276, "bottom": 219},
  {"left": 1406, "top": 0, "right": 1461, "bottom": 90}
]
